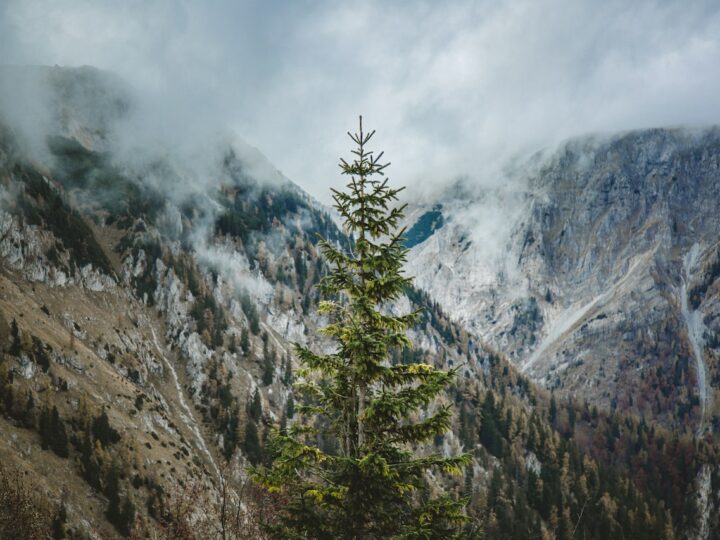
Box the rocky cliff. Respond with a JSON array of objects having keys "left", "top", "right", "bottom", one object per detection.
[{"left": 406, "top": 128, "right": 720, "bottom": 436}]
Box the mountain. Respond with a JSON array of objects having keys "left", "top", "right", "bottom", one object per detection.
[
  {"left": 406, "top": 128, "right": 720, "bottom": 434},
  {"left": 0, "top": 66, "right": 717, "bottom": 539}
]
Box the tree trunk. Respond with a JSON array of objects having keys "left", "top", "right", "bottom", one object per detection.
[{"left": 357, "top": 383, "right": 366, "bottom": 452}]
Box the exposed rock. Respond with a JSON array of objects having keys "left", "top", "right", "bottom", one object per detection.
[{"left": 406, "top": 127, "right": 720, "bottom": 431}]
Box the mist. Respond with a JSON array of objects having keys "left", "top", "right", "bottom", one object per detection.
[
  {"left": 0, "top": 62, "right": 294, "bottom": 309},
  {"left": 2, "top": 0, "right": 720, "bottom": 203}
]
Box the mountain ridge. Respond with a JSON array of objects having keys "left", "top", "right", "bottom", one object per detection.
[
  {"left": 405, "top": 126, "right": 720, "bottom": 433},
  {"left": 0, "top": 65, "right": 717, "bottom": 539}
]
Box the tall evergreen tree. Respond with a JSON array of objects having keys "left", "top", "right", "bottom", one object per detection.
[
  {"left": 240, "top": 327, "right": 251, "bottom": 356},
  {"left": 118, "top": 496, "right": 136, "bottom": 536},
  {"left": 39, "top": 405, "right": 51, "bottom": 450},
  {"left": 249, "top": 388, "right": 262, "bottom": 422},
  {"left": 9, "top": 318, "right": 20, "bottom": 356},
  {"left": 50, "top": 406, "right": 69, "bottom": 458},
  {"left": 262, "top": 345, "right": 276, "bottom": 386},
  {"left": 286, "top": 394, "right": 295, "bottom": 419},
  {"left": 92, "top": 411, "right": 120, "bottom": 447},
  {"left": 255, "top": 118, "right": 469, "bottom": 538},
  {"left": 243, "top": 418, "right": 263, "bottom": 465},
  {"left": 23, "top": 391, "right": 35, "bottom": 429},
  {"left": 283, "top": 352, "right": 293, "bottom": 385},
  {"left": 51, "top": 502, "right": 68, "bottom": 540},
  {"left": 104, "top": 463, "right": 121, "bottom": 525}
]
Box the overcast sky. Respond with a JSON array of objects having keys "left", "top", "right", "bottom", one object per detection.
[{"left": 2, "top": 0, "right": 720, "bottom": 201}]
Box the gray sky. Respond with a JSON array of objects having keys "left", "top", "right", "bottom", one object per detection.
[{"left": 2, "top": 0, "right": 720, "bottom": 202}]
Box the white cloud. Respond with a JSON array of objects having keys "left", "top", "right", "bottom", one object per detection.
[{"left": 1, "top": 0, "right": 720, "bottom": 202}]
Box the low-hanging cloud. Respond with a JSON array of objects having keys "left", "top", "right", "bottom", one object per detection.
[{"left": 2, "top": 0, "right": 720, "bottom": 203}]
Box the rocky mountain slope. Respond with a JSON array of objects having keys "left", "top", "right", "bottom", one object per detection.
[
  {"left": 0, "top": 66, "right": 718, "bottom": 539},
  {"left": 405, "top": 128, "right": 720, "bottom": 438}
]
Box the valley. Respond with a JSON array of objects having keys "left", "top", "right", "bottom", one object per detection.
[{"left": 0, "top": 66, "right": 718, "bottom": 538}]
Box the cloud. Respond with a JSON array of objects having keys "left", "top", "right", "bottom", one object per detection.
[{"left": 2, "top": 0, "right": 720, "bottom": 202}]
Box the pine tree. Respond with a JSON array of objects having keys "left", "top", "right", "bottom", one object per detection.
[
  {"left": 249, "top": 388, "right": 262, "bottom": 422},
  {"left": 23, "top": 391, "right": 35, "bottom": 429},
  {"left": 104, "top": 463, "right": 122, "bottom": 530},
  {"left": 549, "top": 393, "right": 558, "bottom": 426},
  {"left": 243, "top": 419, "right": 263, "bottom": 465},
  {"left": 479, "top": 391, "right": 504, "bottom": 457},
  {"left": 224, "top": 405, "right": 240, "bottom": 460},
  {"left": 9, "top": 318, "right": 20, "bottom": 356},
  {"left": 262, "top": 345, "right": 276, "bottom": 386},
  {"left": 286, "top": 394, "right": 295, "bottom": 419},
  {"left": 283, "top": 352, "right": 293, "bottom": 385},
  {"left": 255, "top": 118, "right": 469, "bottom": 538},
  {"left": 240, "top": 327, "right": 251, "bottom": 356},
  {"left": 39, "top": 405, "right": 51, "bottom": 450},
  {"left": 50, "top": 406, "right": 69, "bottom": 458},
  {"left": 93, "top": 411, "right": 121, "bottom": 447},
  {"left": 80, "top": 430, "right": 101, "bottom": 489},
  {"left": 51, "top": 502, "right": 68, "bottom": 539},
  {"left": 0, "top": 369, "right": 10, "bottom": 415},
  {"left": 32, "top": 336, "right": 50, "bottom": 373},
  {"left": 119, "top": 495, "right": 136, "bottom": 536},
  {"left": 241, "top": 292, "right": 261, "bottom": 335}
]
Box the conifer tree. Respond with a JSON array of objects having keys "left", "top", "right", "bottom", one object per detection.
[
  {"left": 93, "top": 411, "right": 120, "bottom": 447},
  {"left": 39, "top": 405, "right": 51, "bottom": 450},
  {"left": 104, "top": 463, "right": 121, "bottom": 525},
  {"left": 262, "top": 345, "right": 276, "bottom": 386},
  {"left": 286, "top": 394, "right": 295, "bottom": 419},
  {"left": 283, "top": 352, "right": 293, "bottom": 385},
  {"left": 50, "top": 406, "right": 69, "bottom": 458},
  {"left": 244, "top": 419, "right": 263, "bottom": 465},
  {"left": 80, "top": 430, "right": 101, "bottom": 490},
  {"left": 255, "top": 117, "right": 469, "bottom": 538},
  {"left": 9, "top": 318, "right": 20, "bottom": 356},
  {"left": 23, "top": 392, "right": 35, "bottom": 429},
  {"left": 240, "top": 327, "right": 251, "bottom": 356},
  {"left": 119, "top": 495, "right": 136, "bottom": 536},
  {"left": 249, "top": 388, "right": 262, "bottom": 422},
  {"left": 51, "top": 502, "right": 68, "bottom": 540}
]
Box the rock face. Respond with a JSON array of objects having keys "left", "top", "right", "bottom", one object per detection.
[{"left": 406, "top": 127, "right": 720, "bottom": 432}]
